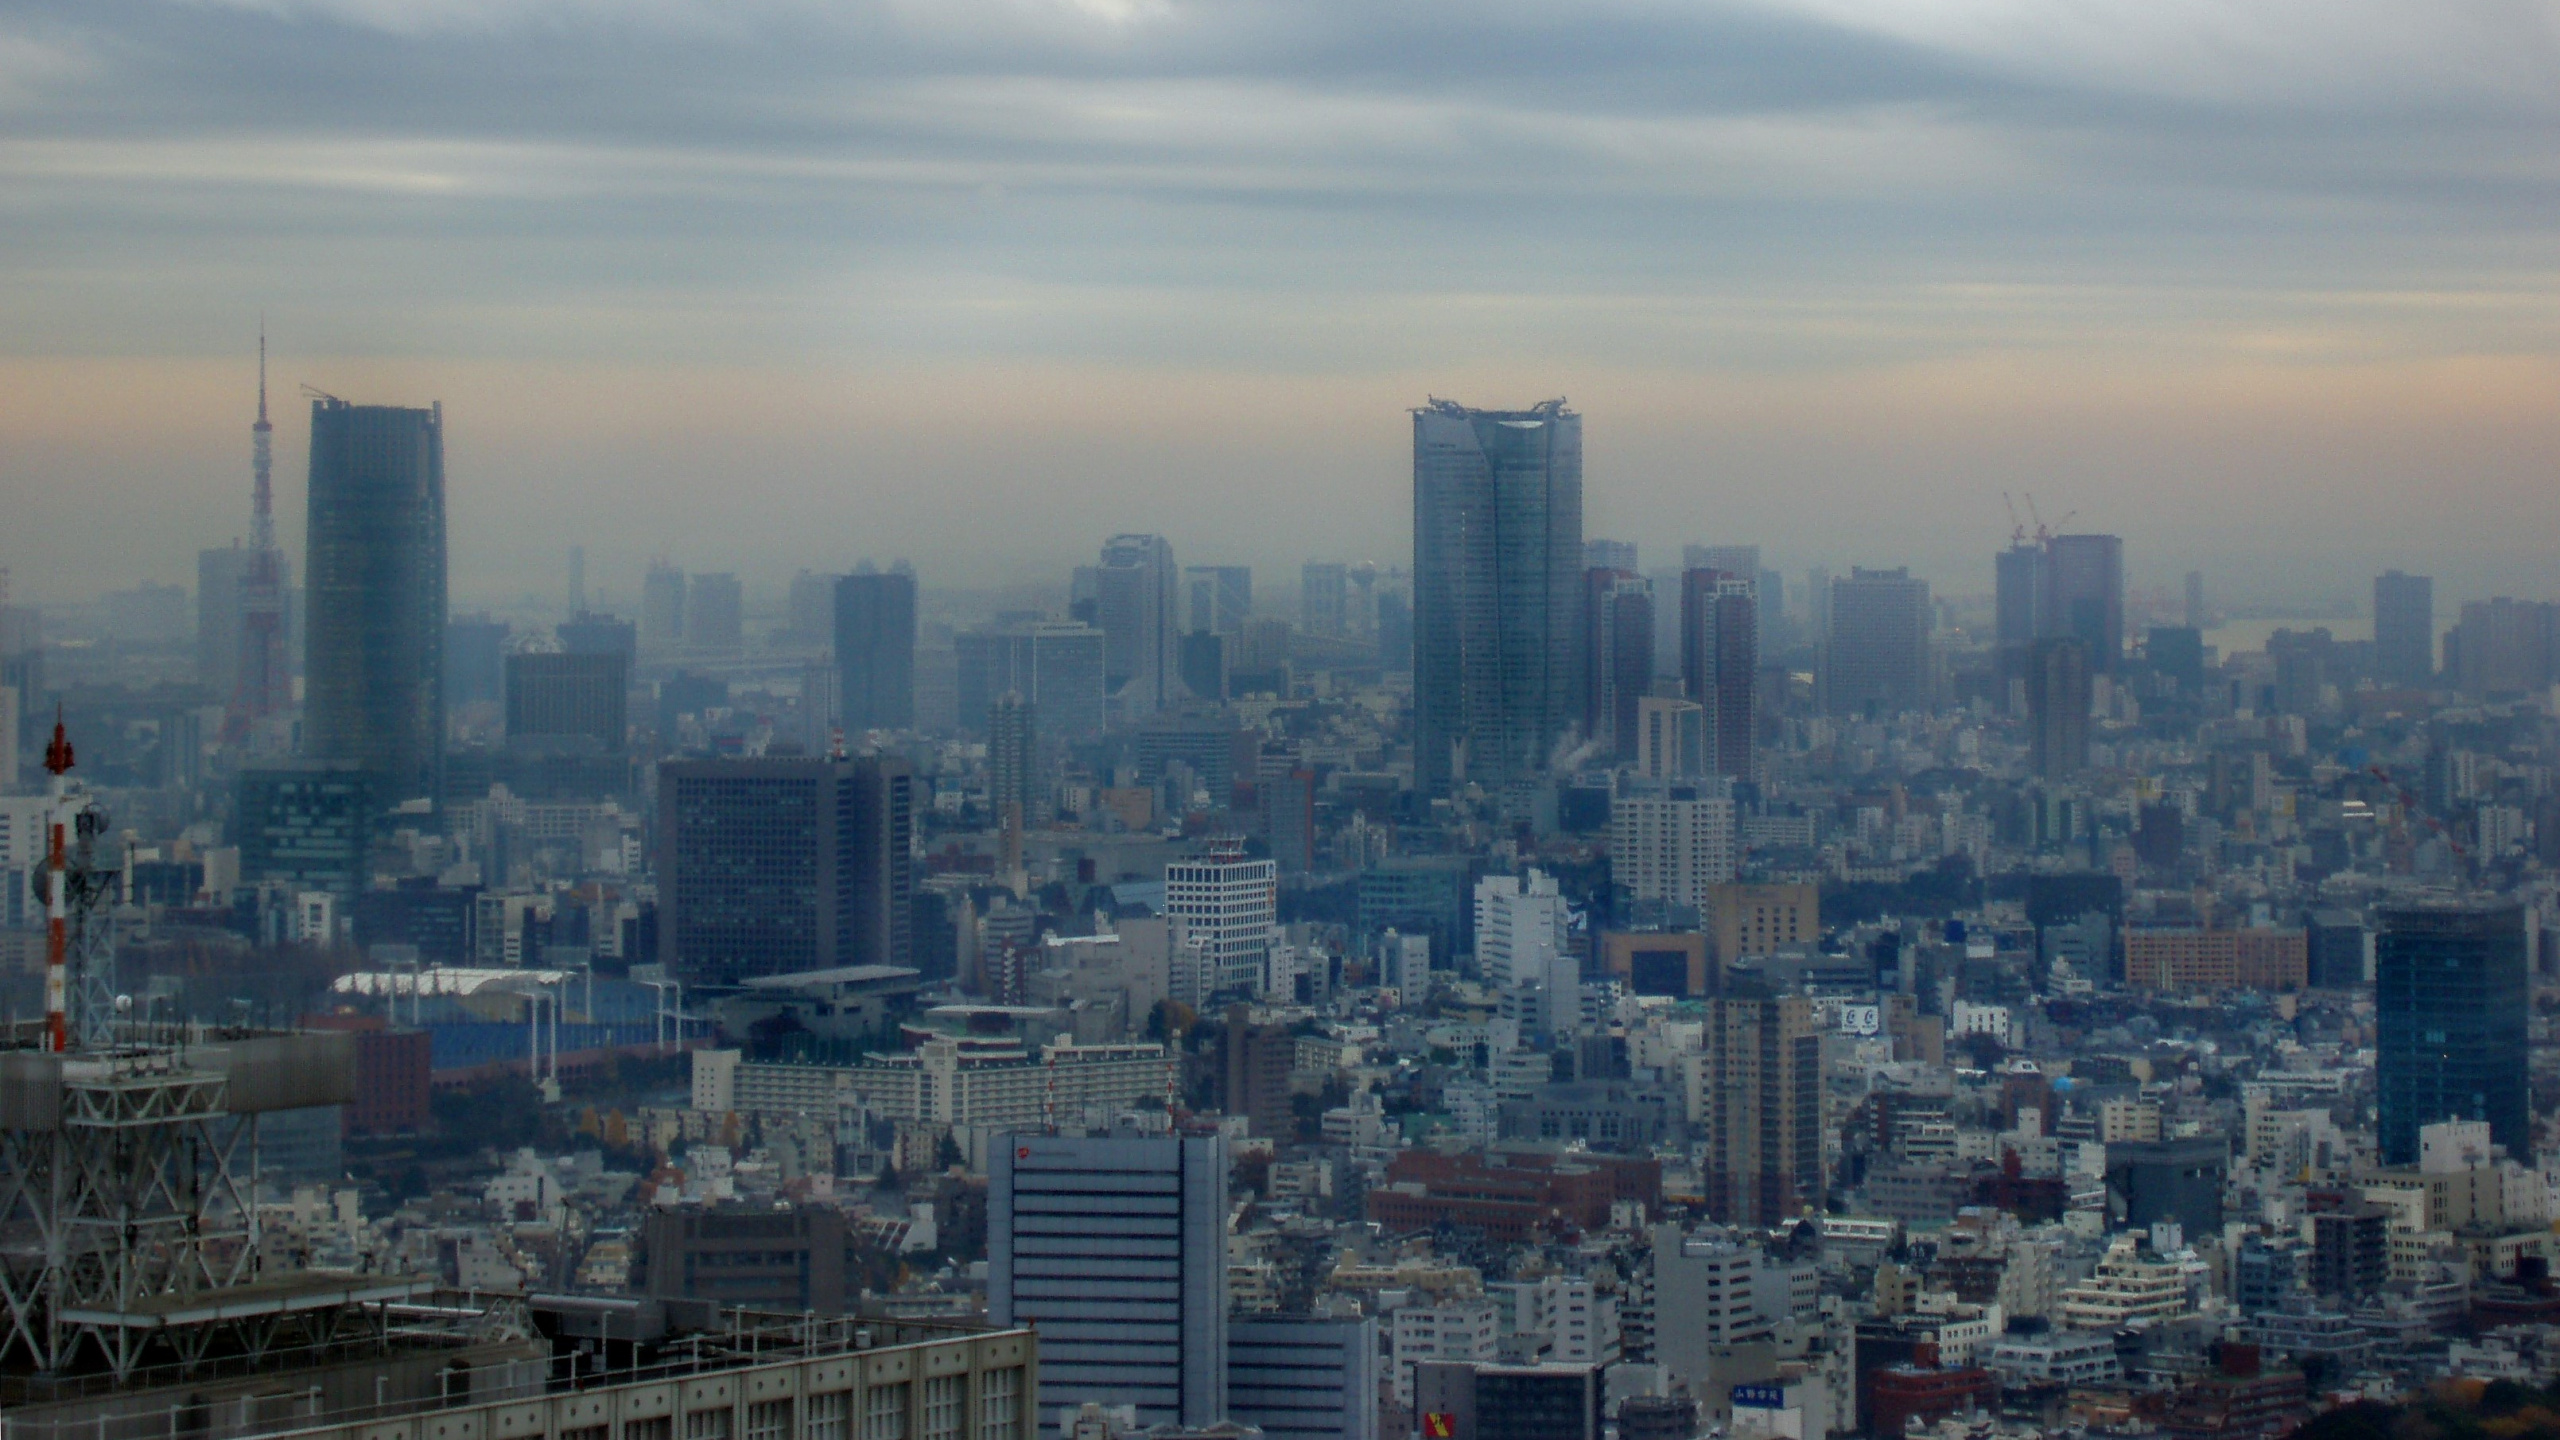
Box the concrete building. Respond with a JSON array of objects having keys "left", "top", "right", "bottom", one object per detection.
[
  {"left": 1164, "top": 847, "right": 1276, "bottom": 998},
  {"left": 505, "top": 651, "right": 628, "bottom": 751},
  {"left": 1610, "top": 786, "right": 1736, "bottom": 911},
  {"left": 656, "top": 755, "right": 916, "bottom": 986},
  {"left": 1227, "top": 1317, "right": 1376, "bottom": 1440}
]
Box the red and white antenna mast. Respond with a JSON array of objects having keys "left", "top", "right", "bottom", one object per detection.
[{"left": 231, "top": 324, "right": 288, "bottom": 732}]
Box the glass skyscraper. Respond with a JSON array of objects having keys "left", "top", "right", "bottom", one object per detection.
[
  {"left": 2376, "top": 899, "right": 2529, "bottom": 1166},
  {"left": 1412, "top": 398, "right": 1582, "bottom": 796},
  {"left": 833, "top": 568, "right": 917, "bottom": 732},
  {"left": 303, "top": 398, "right": 446, "bottom": 809}
]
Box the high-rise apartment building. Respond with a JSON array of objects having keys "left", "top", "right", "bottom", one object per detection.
[
  {"left": 1680, "top": 568, "right": 1755, "bottom": 777},
  {"left": 956, "top": 621, "right": 1108, "bottom": 744},
  {"left": 988, "top": 692, "right": 1039, "bottom": 825},
  {"left": 2376, "top": 900, "right": 2529, "bottom": 1166},
  {"left": 2026, "top": 637, "right": 2090, "bottom": 782},
  {"left": 1585, "top": 569, "right": 1653, "bottom": 759},
  {"left": 1822, "top": 568, "right": 1930, "bottom": 716},
  {"left": 2373, "top": 571, "right": 2435, "bottom": 688},
  {"left": 641, "top": 559, "right": 686, "bottom": 651},
  {"left": 1165, "top": 845, "right": 1277, "bottom": 997},
  {"left": 1183, "top": 565, "right": 1253, "bottom": 635},
  {"left": 1096, "top": 535, "right": 1180, "bottom": 720},
  {"left": 1413, "top": 398, "right": 1582, "bottom": 795},
  {"left": 834, "top": 569, "right": 918, "bottom": 733},
  {"left": 505, "top": 651, "right": 628, "bottom": 750},
  {"left": 303, "top": 397, "right": 446, "bottom": 809},
  {"left": 655, "top": 755, "right": 915, "bottom": 986},
  {"left": 1610, "top": 786, "right": 1736, "bottom": 911},
  {"left": 1633, "top": 696, "right": 1707, "bottom": 781},
  {"left": 1301, "top": 561, "right": 1350, "bottom": 638},
  {"left": 686, "top": 572, "right": 743, "bottom": 653},
  {"left": 2041, "top": 534, "right": 2123, "bottom": 672},
  {"left": 1696, "top": 985, "right": 1822, "bottom": 1227},
  {"left": 990, "top": 1131, "right": 1230, "bottom": 1433}
]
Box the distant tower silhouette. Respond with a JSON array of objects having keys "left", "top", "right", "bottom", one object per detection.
[{"left": 231, "top": 327, "right": 290, "bottom": 733}]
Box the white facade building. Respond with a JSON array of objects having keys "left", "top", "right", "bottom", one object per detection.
[
  {"left": 1165, "top": 849, "right": 1277, "bottom": 997},
  {"left": 1609, "top": 791, "right": 1736, "bottom": 909}
]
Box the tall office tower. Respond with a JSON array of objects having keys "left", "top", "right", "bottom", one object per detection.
[
  {"left": 559, "top": 610, "right": 638, "bottom": 659},
  {"left": 1588, "top": 539, "right": 1638, "bottom": 572},
  {"left": 566, "top": 545, "right": 585, "bottom": 617},
  {"left": 1698, "top": 984, "right": 1822, "bottom": 1227},
  {"left": 1633, "top": 696, "right": 1707, "bottom": 781},
  {"left": 2026, "top": 637, "right": 2091, "bottom": 782},
  {"left": 990, "top": 1132, "right": 1229, "bottom": 1433},
  {"left": 443, "top": 615, "right": 508, "bottom": 709},
  {"left": 1183, "top": 564, "right": 1253, "bottom": 636},
  {"left": 1993, "top": 541, "right": 2044, "bottom": 683},
  {"left": 1610, "top": 787, "right": 1736, "bottom": 910},
  {"left": 1679, "top": 568, "right": 1755, "bottom": 778},
  {"left": 1178, "top": 630, "right": 1227, "bottom": 703},
  {"left": 2373, "top": 571, "right": 2436, "bottom": 688},
  {"left": 2041, "top": 533, "right": 2124, "bottom": 671},
  {"left": 1584, "top": 570, "right": 1654, "bottom": 758},
  {"left": 1165, "top": 843, "right": 1277, "bottom": 997},
  {"left": 2376, "top": 900, "right": 2529, "bottom": 1166},
  {"left": 784, "top": 568, "right": 836, "bottom": 646},
  {"left": 1822, "top": 567, "right": 1931, "bottom": 717},
  {"left": 2184, "top": 569, "right": 2206, "bottom": 630},
  {"left": 1412, "top": 398, "right": 1582, "bottom": 796},
  {"left": 955, "top": 621, "right": 1108, "bottom": 743},
  {"left": 1302, "top": 561, "right": 1350, "bottom": 638},
  {"left": 197, "top": 545, "right": 250, "bottom": 699},
  {"left": 1096, "top": 535, "right": 1180, "bottom": 720},
  {"left": 686, "top": 572, "right": 743, "bottom": 653},
  {"left": 988, "top": 692, "right": 1040, "bottom": 824},
  {"left": 655, "top": 754, "right": 915, "bottom": 986},
  {"left": 834, "top": 569, "right": 918, "bottom": 733},
  {"left": 641, "top": 559, "right": 686, "bottom": 652},
  {"left": 505, "top": 651, "right": 629, "bottom": 750},
  {"left": 232, "top": 333, "right": 290, "bottom": 727},
  {"left": 304, "top": 397, "right": 446, "bottom": 809},
  {"left": 1802, "top": 564, "right": 1831, "bottom": 643}
]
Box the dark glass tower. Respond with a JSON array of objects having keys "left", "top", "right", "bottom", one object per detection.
[
  {"left": 834, "top": 569, "right": 917, "bottom": 732},
  {"left": 2373, "top": 570, "right": 2435, "bottom": 689},
  {"left": 1413, "top": 398, "right": 1582, "bottom": 795},
  {"left": 2376, "top": 899, "right": 2529, "bottom": 1165},
  {"left": 1680, "top": 567, "right": 1756, "bottom": 778},
  {"left": 304, "top": 398, "right": 446, "bottom": 808}
]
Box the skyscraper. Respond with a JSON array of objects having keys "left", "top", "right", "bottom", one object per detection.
[
  {"left": 1097, "top": 534, "right": 1180, "bottom": 720},
  {"left": 196, "top": 545, "right": 250, "bottom": 699},
  {"left": 2041, "top": 534, "right": 2124, "bottom": 672},
  {"left": 655, "top": 754, "right": 915, "bottom": 986},
  {"left": 1993, "top": 542, "right": 2043, "bottom": 685},
  {"left": 834, "top": 569, "right": 918, "bottom": 733},
  {"left": 988, "top": 692, "right": 1039, "bottom": 825},
  {"left": 641, "top": 559, "right": 686, "bottom": 652},
  {"left": 1822, "top": 568, "right": 1930, "bottom": 717},
  {"left": 1679, "top": 568, "right": 1755, "bottom": 778},
  {"left": 1584, "top": 569, "right": 1653, "bottom": 759},
  {"left": 303, "top": 397, "right": 446, "bottom": 808},
  {"left": 1697, "top": 984, "right": 1822, "bottom": 1227},
  {"left": 956, "top": 620, "right": 1107, "bottom": 743},
  {"left": 2184, "top": 569, "right": 2207, "bottom": 630},
  {"left": 1413, "top": 398, "right": 1582, "bottom": 795},
  {"left": 2027, "top": 637, "right": 2091, "bottom": 782},
  {"left": 1165, "top": 843, "right": 1277, "bottom": 997},
  {"left": 2373, "top": 571, "right": 2435, "bottom": 689},
  {"left": 1610, "top": 786, "right": 1736, "bottom": 911},
  {"left": 991, "top": 1132, "right": 1229, "bottom": 1434},
  {"left": 1183, "top": 565, "right": 1253, "bottom": 635},
  {"left": 1301, "top": 561, "right": 1350, "bottom": 638},
  {"left": 2376, "top": 900, "right": 2529, "bottom": 1166}
]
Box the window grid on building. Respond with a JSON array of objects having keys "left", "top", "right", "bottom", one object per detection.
[
  {"left": 686, "top": 1411, "right": 733, "bottom": 1440},
  {"left": 627, "top": 1419, "right": 674, "bottom": 1440},
  {"left": 978, "top": 1369, "right": 1022, "bottom": 1440},
  {"left": 919, "top": 1376, "right": 966, "bottom": 1440},
  {"left": 805, "top": 1392, "right": 849, "bottom": 1440},
  {"left": 746, "top": 1400, "right": 793, "bottom": 1440},
  {"left": 863, "top": 1382, "right": 910, "bottom": 1440}
]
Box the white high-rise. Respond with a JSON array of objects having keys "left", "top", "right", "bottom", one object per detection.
[
  {"left": 1476, "top": 869, "right": 1576, "bottom": 1039},
  {"left": 1612, "top": 786, "right": 1737, "bottom": 910},
  {"left": 1165, "top": 845, "right": 1276, "bottom": 998}
]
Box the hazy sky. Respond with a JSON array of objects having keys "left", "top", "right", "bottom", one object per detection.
[{"left": 4, "top": 0, "right": 2557, "bottom": 612}]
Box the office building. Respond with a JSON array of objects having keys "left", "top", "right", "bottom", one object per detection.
[
  {"left": 1680, "top": 567, "right": 1755, "bottom": 777},
  {"left": 1412, "top": 398, "right": 1582, "bottom": 795},
  {"left": 198, "top": 544, "right": 281, "bottom": 701},
  {"left": 1994, "top": 542, "right": 2043, "bottom": 681},
  {"left": 835, "top": 568, "right": 918, "bottom": 733},
  {"left": 236, "top": 761, "right": 373, "bottom": 903},
  {"left": 2148, "top": 626, "right": 2204, "bottom": 695},
  {"left": 785, "top": 567, "right": 835, "bottom": 645},
  {"left": 1610, "top": 787, "right": 1736, "bottom": 911},
  {"left": 1222, "top": 1006, "right": 1298, "bottom": 1138},
  {"left": 1096, "top": 535, "right": 1181, "bottom": 720},
  {"left": 990, "top": 1131, "right": 1228, "bottom": 1434},
  {"left": 303, "top": 397, "right": 446, "bottom": 808},
  {"left": 656, "top": 755, "right": 915, "bottom": 986},
  {"left": 638, "top": 1206, "right": 861, "bottom": 1311},
  {"left": 990, "top": 692, "right": 1040, "bottom": 824},
  {"left": 1588, "top": 539, "right": 1638, "bottom": 572},
  {"left": 1696, "top": 987, "right": 1822, "bottom": 1227},
  {"left": 1178, "top": 630, "right": 1227, "bottom": 703},
  {"left": 558, "top": 609, "right": 637, "bottom": 659},
  {"left": 2027, "top": 636, "right": 2090, "bottom": 782},
  {"left": 1164, "top": 846, "right": 1276, "bottom": 997},
  {"left": 505, "top": 651, "right": 627, "bottom": 750},
  {"left": 686, "top": 572, "right": 743, "bottom": 652},
  {"left": 1474, "top": 869, "right": 1569, "bottom": 993},
  {"left": 957, "top": 621, "right": 1108, "bottom": 745},
  {"left": 1584, "top": 569, "right": 1653, "bottom": 758},
  {"left": 1822, "top": 568, "right": 1930, "bottom": 716},
  {"left": 1226, "top": 1317, "right": 1377, "bottom": 1440},
  {"left": 2041, "top": 533, "right": 2124, "bottom": 671},
  {"left": 2451, "top": 598, "right": 2556, "bottom": 697},
  {"left": 1633, "top": 696, "right": 1706, "bottom": 781},
  {"left": 444, "top": 615, "right": 508, "bottom": 709},
  {"left": 2377, "top": 900, "right": 2529, "bottom": 1166},
  {"left": 1183, "top": 565, "right": 1252, "bottom": 635},
  {"left": 641, "top": 558, "right": 686, "bottom": 651},
  {"left": 1412, "top": 1363, "right": 1603, "bottom": 1440},
  {"left": 2373, "top": 571, "right": 2434, "bottom": 688},
  {"left": 2103, "top": 1136, "right": 2228, "bottom": 1240},
  {"left": 1301, "top": 561, "right": 1349, "bottom": 638},
  {"left": 1357, "top": 856, "right": 1476, "bottom": 965},
  {"left": 1706, "top": 881, "right": 1818, "bottom": 964}
]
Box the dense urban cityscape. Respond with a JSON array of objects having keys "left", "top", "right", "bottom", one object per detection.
[{"left": 1, "top": 361, "right": 2558, "bottom": 1440}]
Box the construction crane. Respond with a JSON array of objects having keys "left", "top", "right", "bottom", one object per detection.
[
  {"left": 2021, "top": 493, "right": 2079, "bottom": 545},
  {"left": 2001, "top": 493, "right": 2027, "bottom": 547}
]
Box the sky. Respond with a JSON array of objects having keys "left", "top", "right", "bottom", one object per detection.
[{"left": 3, "top": 0, "right": 2557, "bottom": 613}]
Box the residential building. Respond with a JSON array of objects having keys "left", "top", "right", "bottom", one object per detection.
[
  {"left": 1610, "top": 786, "right": 1736, "bottom": 910},
  {"left": 1694, "top": 986, "right": 1822, "bottom": 1227},
  {"left": 1680, "top": 567, "right": 1755, "bottom": 777},
  {"left": 1584, "top": 569, "right": 1653, "bottom": 758}
]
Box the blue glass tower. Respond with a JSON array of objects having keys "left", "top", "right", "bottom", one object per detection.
[{"left": 2376, "top": 899, "right": 2529, "bottom": 1165}]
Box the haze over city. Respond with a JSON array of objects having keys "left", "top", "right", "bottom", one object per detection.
[{"left": 3, "top": 0, "right": 2558, "bottom": 605}]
